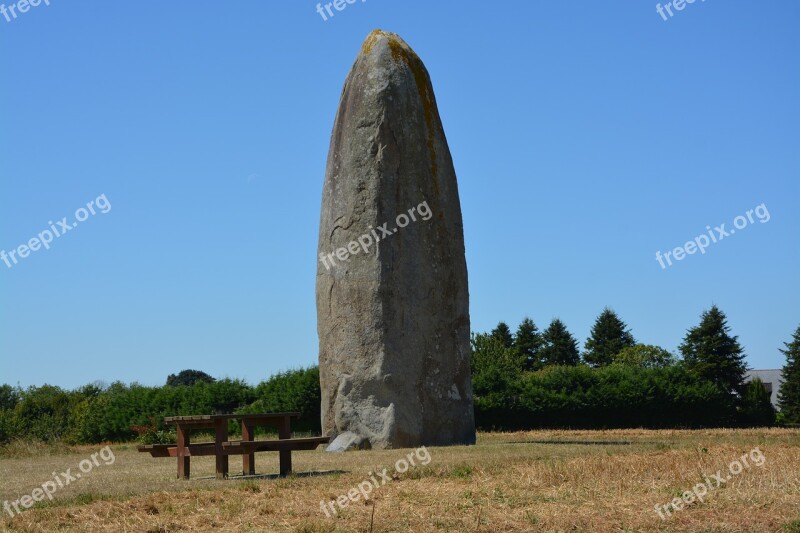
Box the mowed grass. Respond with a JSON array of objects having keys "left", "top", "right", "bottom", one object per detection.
[{"left": 1, "top": 429, "right": 799, "bottom": 532}]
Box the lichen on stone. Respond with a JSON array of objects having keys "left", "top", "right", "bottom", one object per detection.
[{"left": 362, "top": 30, "right": 438, "bottom": 177}]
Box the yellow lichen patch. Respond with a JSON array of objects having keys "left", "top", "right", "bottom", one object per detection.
[
  {"left": 384, "top": 37, "right": 438, "bottom": 178},
  {"left": 361, "top": 29, "right": 386, "bottom": 56},
  {"left": 360, "top": 30, "right": 439, "bottom": 178}
]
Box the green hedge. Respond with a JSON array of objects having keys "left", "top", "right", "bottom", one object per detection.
[
  {"left": 0, "top": 362, "right": 773, "bottom": 445},
  {"left": 0, "top": 368, "right": 320, "bottom": 445},
  {"left": 472, "top": 364, "right": 769, "bottom": 430}
]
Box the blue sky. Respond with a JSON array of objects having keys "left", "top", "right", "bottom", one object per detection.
[{"left": 1, "top": 1, "right": 798, "bottom": 389}]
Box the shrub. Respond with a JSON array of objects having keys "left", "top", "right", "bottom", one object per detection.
[
  {"left": 739, "top": 378, "right": 776, "bottom": 427},
  {"left": 242, "top": 367, "right": 321, "bottom": 433},
  {"left": 475, "top": 364, "right": 735, "bottom": 430}
]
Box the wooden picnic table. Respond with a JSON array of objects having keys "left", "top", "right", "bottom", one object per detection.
[{"left": 137, "top": 412, "right": 329, "bottom": 480}]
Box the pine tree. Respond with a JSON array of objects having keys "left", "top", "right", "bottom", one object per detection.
[
  {"left": 540, "top": 319, "right": 580, "bottom": 366},
  {"left": 583, "top": 308, "right": 635, "bottom": 367},
  {"left": 679, "top": 305, "right": 747, "bottom": 396},
  {"left": 491, "top": 322, "right": 514, "bottom": 349},
  {"left": 514, "top": 317, "right": 543, "bottom": 371},
  {"left": 778, "top": 325, "right": 800, "bottom": 424}
]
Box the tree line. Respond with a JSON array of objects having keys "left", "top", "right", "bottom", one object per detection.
[
  {"left": 471, "top": 305, "right": 800, "bottom": 429},
  {"left": 1, "top": 306, "right": 798, "bottom": 445},
  {"left": 0, "top": 368, "right": 322, "bottom": 445}
]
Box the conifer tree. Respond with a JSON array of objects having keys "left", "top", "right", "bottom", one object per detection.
[
  {"left": 679, "top": 305, "right": 747, "bottom": 396},
  {"left": 491, "top": 322, "right": 514, "bottom": 349},
  {"left": 778, "top": 325, "right": 800, "bottom": 424},
  {"left": 583, "top": 308, "right": 635, "bottom": 367},
  {"left": 515, "top": 317, "right": 543, "bottom": 371},
  {"left": 540, "top": 319, "right": 580, "bottom": 366}
]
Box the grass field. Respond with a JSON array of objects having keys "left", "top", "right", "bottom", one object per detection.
[{"left": 1, "top": 429, "right": 798, "bottom": 532}]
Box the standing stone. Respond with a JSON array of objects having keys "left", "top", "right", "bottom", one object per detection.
[{"left": 316, "top": 30, "right": 475, "bottom": 450}]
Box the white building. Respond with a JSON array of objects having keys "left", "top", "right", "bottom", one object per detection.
[{"left": 745, "top": 369, "right": 784, "bottom": 410}]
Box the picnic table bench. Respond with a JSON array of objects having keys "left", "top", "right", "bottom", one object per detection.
[{"left": 137, "top": 412, "right": 329, "bottom": 480}]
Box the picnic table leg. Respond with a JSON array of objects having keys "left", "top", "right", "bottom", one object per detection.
[
  {"left": 215, "top": 419, "right": 229, "bottom": 480},
  {"left": 278, "top": 416, "right": 292, "bottom": 477},
  {"left": 177, "top": 425, "right": 190, "bottom": 480},
  {"left": 242, "top": 421, "right": 255, "bottom": 476}
]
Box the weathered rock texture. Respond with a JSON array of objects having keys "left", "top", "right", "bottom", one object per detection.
[{"left": 316, "top": 30, "right": 475, "bottom": 450}]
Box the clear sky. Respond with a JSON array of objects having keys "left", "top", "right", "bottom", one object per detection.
[{"left": 1, "top": 1, "right": 798, "bottom": 389}]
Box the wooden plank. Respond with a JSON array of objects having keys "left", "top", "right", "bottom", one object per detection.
[
  {"left": 137, "top": 444, "right": 174, "bottom": 458},
  {"left": 223, "top": 437, "right": 330, "bottom": 452},
  {"left": 139, "top": 440, "right": 330, "bottom": 457},
  {"left": 278, "top": 416, "right": 292, "bottom": 477},
  {"left": 176, "top": 425, "right": 190, "bottom": 480},
  {"left": 165, "top": 415, "right": 212, "bottom": 422},
  {"left": 242, "top": 421, "right": 255, "bottom": 476},
  {"left": 168, "top": 422, "right": 215, "bottom": 429},
  {"left": 145, "top": 443, "right": 263, "bottom": 458},
  {"left": 214, "top": 418, "right": 229, "bottom": 480},
  {"left": 165, "top": 413, "right": 300, "bottom": 423},
  {"left": 137, "top": 444, "right": 171, "bottom": 451},
  {"left": 208, "top": 412, "right": 301, "bottom": 421},
  {"left": 236, "top": 412, "right": 301, "bottom": 419},
  {"left": 167, "top": 443, "right": 217, "bottom": 457}
]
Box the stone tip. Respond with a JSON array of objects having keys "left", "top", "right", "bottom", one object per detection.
[{"left": 360, "top": 29, "right": 419, "bottom": 63}]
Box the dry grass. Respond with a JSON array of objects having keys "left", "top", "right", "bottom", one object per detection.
[{"left": 1, "top": 429, "right": 799, "bottom": 532}]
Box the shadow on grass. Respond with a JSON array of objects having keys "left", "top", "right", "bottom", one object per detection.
[
  {"left": 192, "top": 470, "right": 348, "bottom": 481},
  {"left": 505, "top": 440, "right": 634, "bottom": 446}
]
